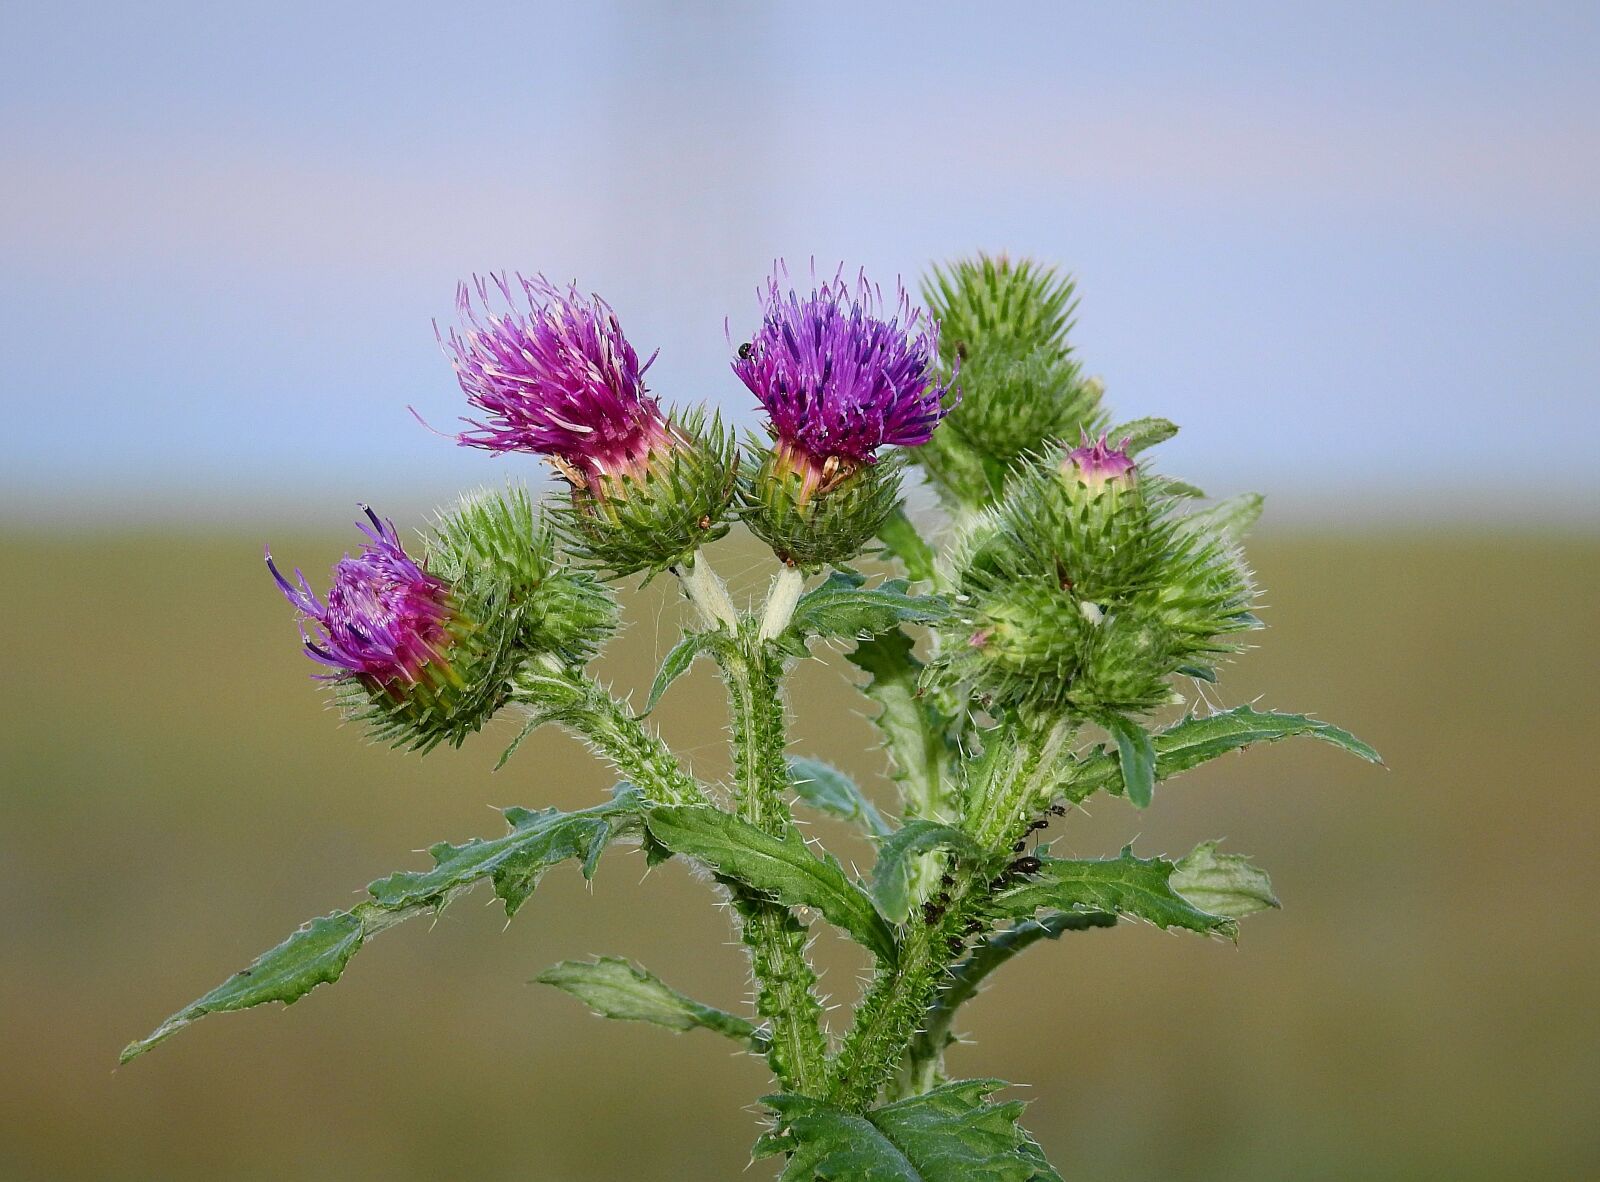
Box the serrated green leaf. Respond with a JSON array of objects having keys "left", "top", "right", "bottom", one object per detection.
[
  {"left": 1182, "top": 492, "right": 1265, "bottom": 540},
  {"left": 645, "top": 806, "right": 898, "bottom": 963},
  {"left": 1061, "top": 705, "right": 1382, "bottom": 801},
  {"left": 368, "top": 789, "right": 645, "bottom": 917},
  {"left": 122, "top": 792, "right": 644, "bottom": 1063},
  {"left": 1108, "top": 416, "right": 1178, "bottom": 455},
  {"left": 1170, "top": 841, "right": 1279, "bottom": 919},
  {"left": 789, "top": 570, "right": 951, "bottom": 643},
  {"left": 789, "top": 756, "right": 893, "bottom": 838},
  {"left": 988, "top": 846, "right": 1238, "bottom": 939},
  {"left": 641, "top": 630, "right": 717, "bottom": 715},
  {"left": 536, "top": 956, "right": 768, "bottom": 1051},
  {"left": 1104, "top": 714, "right": 1156, "bottom": 808},
  {"left": 759, "top": 1079, "right": 1062, "bottom": 1181},
  {"left": 877, "top": 504, "right": 940, "bottom": 585},
  {"left": 846, "top": 630, "right": 953, "bottom": 822},
  {"left": 870, "top": 821, "right": 983, "bottom": 924}
]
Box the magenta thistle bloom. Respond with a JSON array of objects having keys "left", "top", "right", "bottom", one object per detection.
[
  {"left": 440, "top": 274, "right": 673, "bottom": 489},
  {"left": 733, "top": 265, "right": 952, "bottom": 474},
  {"left": 1063, "top": 434, "right": 1137, "bottom": 493},
  {"left": 266, "top": 507, "right": 458, "bottom": 686}
]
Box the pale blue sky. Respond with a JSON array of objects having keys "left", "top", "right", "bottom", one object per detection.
[{"left": 2, "top": 1, "right": 1596, "bottom": 523}]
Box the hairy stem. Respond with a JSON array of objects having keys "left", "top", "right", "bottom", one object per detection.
[
  {"left": 716, "top": 630, "right": 829, "bottom": 1095},
  {"left": 824, "top": 717, "right": 1075, "bottom": 1109},
  {"left": 511, "top": 660, "right": 707, "bottom": 807},
  {"left": 678, "top": 547, "right": 739, "bottom": 631}
]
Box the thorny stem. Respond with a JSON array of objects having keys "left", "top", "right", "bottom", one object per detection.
[
  {"left": 512, "top": 658, "right": 708, "bottom": 808},
  {"left": 672, "top": 555, "right": 829, "bottom": 1096},
  {"left": 824, "top": 716, "right": 1075, "bottom": 1110}
]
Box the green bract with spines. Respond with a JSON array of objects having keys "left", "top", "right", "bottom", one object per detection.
[
  {"left": 740, "top": 443, "right": 907, "bottom": 570},
  {"left": 126, "top": 253, "right": 1383, "bottom": 1181},
  {"left": 557, "top": 407, "right": 738, "bottom": 578},
  {"left": 917, "top": 255, "right": 1107, "bottom": 504},
  {"left": 937, "top": 450, "right": 1258, "bottom": 716}
]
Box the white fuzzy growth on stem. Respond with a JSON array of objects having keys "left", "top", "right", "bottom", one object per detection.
[
  {"left": 680, "top": 549, "right": 739, "bottom": 630},
  {"left": 756, "top": 565, "right": 806, "bottom": 641}
]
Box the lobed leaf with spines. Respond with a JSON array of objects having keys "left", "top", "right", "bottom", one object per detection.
[{"left": 122, "top": 790, "right": 644, "bottom": 1063}]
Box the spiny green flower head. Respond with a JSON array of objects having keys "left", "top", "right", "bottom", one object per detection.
[
  {"left": 268, "top": 493, "right": 615, "bottom": 753},
  {"left": 916, "top": 254, "right": 1108, "bottom": 504},
  {"left": 934, "top": 436, "right": 1259, "bottom": 716},
  {"left": 733, "top": 263, "right": 952, "bottom": 569},
  {"left": 437, "top": 274, "right": 736, "bottom": 579}
]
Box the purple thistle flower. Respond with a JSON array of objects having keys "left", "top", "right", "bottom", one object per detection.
[
  {"left": 266, "top": 507, "right": 458, "bottom": 686},
  {"left": 1063, "top": 434, "right": 1137, "bottom": 493},
  {"left": 440, "top": 274, "right": 673, "bottom": 489},
  {"left": 733, "top": 264, "right": 952, "bottom": 475}
]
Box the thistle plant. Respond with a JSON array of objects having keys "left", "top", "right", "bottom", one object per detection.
[{"left": 124, "top": 255, "right": 1379, "bottom": 1179}]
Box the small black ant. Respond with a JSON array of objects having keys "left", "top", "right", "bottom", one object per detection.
[
  {"left": 1012, "top": 839, "right": 1027, "bottom": 853},
  {"left": 963, "top": 918, "right": 983, "bottom": 935},
  {"left": 1008, "top": 855, "right": 1042, "bottom": 877},
  {"left": 1048, "top": 804, "right": 1067, "bottom": 817},
  {"left": 947, "top": 936, "right": 966, "bottom": 955},
  {"left": 1028, "top": 818, "right": 1050, "bottom": 832},
  {"left": 939, "top": 873, "right": 955, "bottom": 888},
  {"left": 736, "top": 341, "right": 754, "bottom": 360},
  {"left": 921, "top": 901, "right": 946, "bottom": 924}
]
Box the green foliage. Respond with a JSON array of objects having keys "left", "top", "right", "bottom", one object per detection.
[
  {"left": 870, "top": 821, "right": 983, "bottom": 924},
  {"left": 645, "top": 806, "right": 899, "bottom": 963},
  {"left": 788, "top": 757, "right": 893, "bottom": 837},
  {"left": 987, "top": 844, "right": 1268, "bottom": 940},
  {"left": 784, "top": 569, "right": 951, "bottom": 652},
  {"left": 759, "top": 1079, "right": 1062, "bottom": 1181},
  {"left": 1108, "top": 416, "right": 1179, "bottom": 455},
  {"left": 642, "top": 629, "right": 720, "bottom": 714},
  {"left": 536, "top": 956, "right": 768, "bottom": 1052},
  {"left": 122, "top": 791, "right": 644, "bottom": 1063},
  {"left": 1170, "top": 841, "right": 1280, "bottom": 919},
  {"left": 876, "top": 504, "right": 940, "bottom": 585},
  {"left": 1060, "top": 705, "right": 1383, "bottom": 802},
  {"left": 1103, "top": 714, "right": 1157, "bottom": 808}
]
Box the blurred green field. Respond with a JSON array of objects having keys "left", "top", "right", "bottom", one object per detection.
[{"left": 2, "top": 527, "right": 1596, "bottom": 1181}]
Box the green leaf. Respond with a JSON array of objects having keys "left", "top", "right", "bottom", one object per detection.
[
  {"left": 1108, "top": 416, "right": 1178, "bottom": 455},
  {"left": 877, "top": 504, "right": 940, "bottom": 585},
  {"left": 641, "top": 631, "right": 717, "bottom": 715},
  {"left": 846, "top": 630, "right": 954, "bottom": 821},
  {"left": 759, "top": 1079, "right": 1062, "bottom": 1181},
  {"left": 789, "top": 570, "right": 951, "bottom": 643},
  {"left": 988, "top": 846, "right": 1239, "bottom": 939},
  {"left": 536, "top": 956, "right": 768, "bottom": 1052},
  {"left": 789, "top": 756, "right": 893, "bottom": 838},
  {"left": 1062, "top": 705, "right": 1382, "bottom": 801},
  {"left": 1103, "top": 714, "right": 1156, "bottom": 808},
  {"left": 645, "top": 806, "right": 898, "bottom": 963},
  {"left": 1182, "top": 492, "right": 1265, "bottom": 540},
  {"left": 122, "top": 792, "right": 644, "bottom": 1064},
  {"left": 1170, "top": 841, "right": 1279, "bottom": 919},
  {"left": 367, "top": 789, "right": 645, "bottom": 917},
  {"left": 870, "top": 821, "right": 983, "bottom": 924}
]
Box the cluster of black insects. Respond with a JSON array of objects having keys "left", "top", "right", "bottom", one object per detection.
[{"left": 919, "top": 803, "right": 1068, "bottom": 956}]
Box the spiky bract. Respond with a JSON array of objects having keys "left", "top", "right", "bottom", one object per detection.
[
  {"left": 556, "top": 408, "right": 738, "bottom": 578},
  {"left": 740, "top": 443, "right": 906, "bottom": 571},
  {"left": 936, "top": 449, "right": 1258, "bottom": 715},
  {"left": 917, "top": 255, "right": 1107, "bottom": 503}
]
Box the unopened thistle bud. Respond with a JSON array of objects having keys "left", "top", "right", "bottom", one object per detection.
[
  {"left": 936, "top": 442, "right": 1256, "bottom": 716},
  {"left": 439, "top": 274, "right": 735, "bottom": 577},
  {"left": 734, "top": 264, "right": 952, "bottom": 568},
  {"left": 267, "top": 494, "right": 614, "bottom": 751},
  {"left": 914, "top": 254, "right": 1107, "bottom": 504}
]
